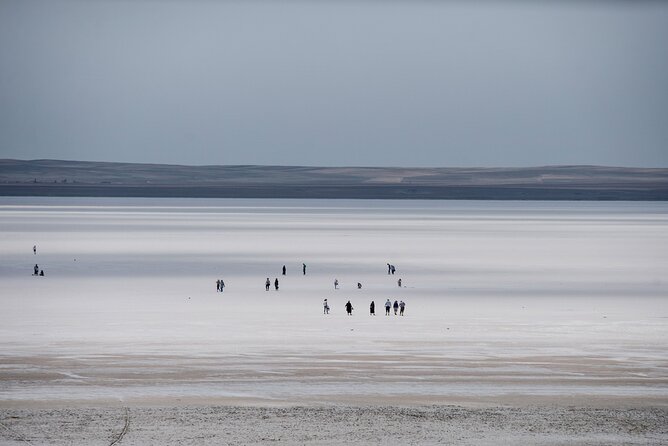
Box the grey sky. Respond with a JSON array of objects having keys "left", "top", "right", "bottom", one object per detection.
[{"left": 1, "top": 1, "right": 667, "bottom": 167}]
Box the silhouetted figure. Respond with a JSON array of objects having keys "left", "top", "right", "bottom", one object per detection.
[
  {"left": 334, "top": 279, "right": 339, "bottom": 289},
  {"left": 220, "top": 279, "right": 225, "bottom": 292},
  {"left": 398, "top": 278, "right": 402, "bottom": 287},
  {"left": 303, "top": 263, "right": 306, "bottom": 275},
  {"left": 393, "top": 300, "right": 399, "bottom": 315},
  {"left": 391, "top": 265, "right": 396, "bottom": 275},
  {"left": 274, "top": 278, "right": 279, "bottom": 290},
  {"left": 33, "top": 264, "right": 39, "bottom": 276},
  {"left": 265, "top": 278, "right": 271, "bottom": 291},
  {"left": 323, "top": 299, "right": 329, "bottom": 314},
  {"left": 216, "top": 279, "right": 221, "bottom": 292},
  {"left": 387, "top": 263, "right": 391, "bottom": 274},
  {"left": 39, "top": 270, "right": 44, "bottom": 276},
  {"left": 370, "top": 301, "right": 375, "bottom": 315},
  {"left": 345, "top": 300, "right": 353, "bottom": 315},
  {"left": 282, "top": 265, "right": 286, "bottom": 275},
  {"left": 357, "top": 283, "right": 362, "bottom": 289},
  {"left": 385, "top": 299, "right": 391, "bottom": 315},
  {"left": 399, "top": 300, "right": 405, "bottom": 316},
  {"left": 33, "top": 245, "right": 36, "bottom": 255}
]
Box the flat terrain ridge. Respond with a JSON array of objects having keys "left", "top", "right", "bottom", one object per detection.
[{"left": 2, "top": 159, "right": 667, "bottom": 199}]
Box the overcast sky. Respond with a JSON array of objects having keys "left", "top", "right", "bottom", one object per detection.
[{"left": 1, "top": 1, "right": 667, "bottom": 167}]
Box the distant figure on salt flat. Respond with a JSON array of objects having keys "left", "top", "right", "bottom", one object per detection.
[
  {"left": 398, "top": 278, "right": 402, "bottom": 287},
  {"left": 387, "top": 263, "right": 391, "bottom": 274},
  {"left": 216, "top": 279, "right": 221, "bottom": 292},
  {"left": 274, "top": 278, "right": 279, "bottom": 291},
  {"left": 334, "top": 279, "right": 339, "bottom": 289},
  {"left": 399, "top": 300, "right": 405, "bottom": 316},
  {"left": 33, "top": 264, "right": 39, "bottom": 276},
  {"left": 219, "top": 279, "right": 225, "bottom": 292},
  {"left": 345, "top": 300, "right": 353, "bottom": 315},
  {"left": 370, "top": 301, "right": 375, "bottom": 315},
  {"left": 265, "top": 278, "right": 271, "bottom": 291},
  {"left": 303, "top": 263, "right": 306, "bottom": 275},
  {"left": 282, "top": 265, "right": 286, "bottom": 276},
  {"left": 393, "top": 300, "right": 399, "bottom": 315},
  {"left": 323, "top": 299, "right": 329, "bottom": 314},
  {"left": 33, "top": 245, "right": 36, "bottom": 255},
  {"left": 39, "top": 270, "right": 44, "bottom": 276},
  {"left": 357, "top": 283, "right": 362, "bottom": 289},
  {"left": 391, "top": 265, "right": 396, "bottom": 275},
  {"left": 385, "top": 299, "right": 391, "bottom": 315}
]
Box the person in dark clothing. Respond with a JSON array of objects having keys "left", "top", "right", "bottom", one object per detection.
[
  {"left": 391, "top": 265, "right": 396, "bottom": 275},
  {"left": 399, "top": 300, "right": 405, "bottom": 316},
  {"left": 303, "top": 263, "right": 306, "bottom": 275},
  {"left": 345, "top": 300, "right": 353, "bottom": 315},
  {"left": 34, "top": 264, "right": 39, "bottom": 275},
  {"left": 216, "top": 279, "right": 221, "bottom": 292},
  {"left": 33, "top": 245, "right": 36, "bottom": 255},
  {"left": 385, "top": 299, "right": 391, "bottom": 315},
  {"left": 370, "top": 301, "right": 375, "bottom": 315},
  {"left": 387, "top": 263, "right": 391, "bottom": 274},
  {"left": 274, "top": 278, "right": 279, "bottom": 290},
  {"left": 393, "top": 300, "right": 399, "bottom": 315},
  {"left": 398, "top": 278, "right": 402, "bottom": 287},
  {"left": 219, "top": 279, "right": 225, "bottom": 292},
  {"left": 282, "top": 265, "right": 286, "bottom": 275},
  {"left": 265, "top": 278, "right": 270, "bottom": 291},
  {"left": 357, "top": 282, "right": 362, "bottom": 289},
  {"left": 39, "top": 270, "right": 44, "bottom": 276}
]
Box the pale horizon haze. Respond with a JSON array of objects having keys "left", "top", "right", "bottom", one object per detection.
[{"left": 1, "top": 0, "right": 667, "bottom": 168}]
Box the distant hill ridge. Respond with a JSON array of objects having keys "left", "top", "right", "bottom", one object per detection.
[{"left": 1, "top": 159, "right": 667, "bottom": 200}]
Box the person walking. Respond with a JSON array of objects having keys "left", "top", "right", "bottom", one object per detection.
[
  {"left": 370, "top": 301, "right": 375, "bottom": 316},
  {"left": 387, "top": 263, "right": 391, "bottom": 274},
  {"left": 323, "top": 299, "right": 329, "bottom": 314},
  {"left": 391, "top": 265, "right": 396, "bottom": 275},
  {"left": 303, "top": 263, "right": 306, "bottom": 275},
  {"left": 385, "top": 299, "right": 391, "bottom": 315},
  {"left": 334, "top": 279, "right": 339, "bottom": 289},
  {"left": 398, "top": 278, "right": 402, "bottom": 287},
  {"left": 393, "top": 300, "right": 399, "bottom": 315},
  {"left": 282, "top": 265, "right": 286, "bottom": 276},
  {"left": 274, "top": 278, "right": 279, "bottom": 291},
  {"left": 216, "top": 279, "right": 221, "bottom": 292},
  {"left": 265, "top": 278, "right": 271, "bottom": 291},
  {"left": 33, "top": 264, "right": 39, "bottom": 276},
  {"left": 345, "top": 300, "right": 353, "bottom": 315},
  {"left": 220, "top": 279, "right": 225, "bottom": 292},
  {"left": 399, "top": 300, "right": 405, "bottom": 316}
]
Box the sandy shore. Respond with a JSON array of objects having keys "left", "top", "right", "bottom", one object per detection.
[{"left": 2, "top": 404, "right": 667, "bottom": 445}]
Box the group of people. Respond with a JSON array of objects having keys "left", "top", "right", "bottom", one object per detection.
[
  {"left": 387, "top": 263, "right": 397, "bottom": 275},
  {"left": 281, "top": 263, "right": 307, "bottom": 276},
  {"left": 215, "top": 279, "right": 225, "bottom": 292},
  {"left": 33, "top": 263, "right": 44, "bottom": 276},
  {"left": 265, "top": 277, "right": 280, "bottom": 291},
  {"left": 326, "top": 298, "right": 406, "bottom": 316}
]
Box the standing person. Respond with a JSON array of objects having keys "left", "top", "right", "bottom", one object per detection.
[
  {"left": 39, "top": 270, "right": 44, "bottom": 276},
  {"left": 216, "top": 279, "right": 221, "bottom": 292},
  {"left": 385, "top": 299, "right": 392, "bottom": 315},
  {"left": 398, "top": 278, "right": 402, "bottom": 287},
  {"left": 357, "top": 282, "right": 362, "bottom": 289},
  {"left": 393, "top": 300, "right": 399, "bottom": 315},
  {"left": 265, "top": 278, "right": 271, "bottom": 291},
  {"left": 387, "top": 263, "right": 391, "bottom": 274},
  {"left": 220, "top": 279, "right": 225, "bottom": 292},
  {"left": 399, "top": 300, "right": 405, "bottom": 316},
  {"left": 391, "top": 265, "right": 396, "bottom": 275},
  {"left": 33, "top": 245, "right": 36, "bottom": 255},
  {"left": 370, "top": 301, "right": 375, "bottom": 316},
  {"left": 323, "top": 299, "right": 329, "bottom": 314},
  {"left": 303, "top": 263, "right": 306, "bottom": 275},
  {"left": 274, "top": 278, "right": 279, "bottom": 291},
  {"left": 282, "top": 265, "right": 286, "bottom": 276},
  {"left": 334, "top": 279, "right": 339, "bottom": 289},
  {"left": 345, "top": 300, "right": 353, "bottom": 315},
  {"left": 33, "top": 264, "right": 39, "bottom": 276}
]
